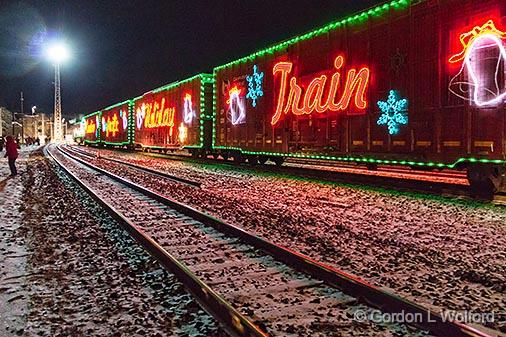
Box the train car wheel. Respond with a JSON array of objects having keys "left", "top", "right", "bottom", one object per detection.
[
  {"left": 272, "top": 157, "right": 285, "bottom": 166},
  {"left": 467, "top": 164, "right": 503, "bottom": 200},
  {"left": 258, "top": 156, "right": 268, "bottom": 164},
  {"left": 469, "top": 180, "right": 495, "bottom": 200},
  {"left": 247, "top": 156, "right": 259, "bottom": 165},
  {"left": 233, "top": 155, "right": 245, "bottom": 164}
]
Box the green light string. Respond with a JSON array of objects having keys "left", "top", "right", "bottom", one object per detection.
[
  {"left": 213, "top": 146, "right": 506, "bottom": 169},
  {"left": 214, "top": 0, "right": 410, "bottom": 71}
]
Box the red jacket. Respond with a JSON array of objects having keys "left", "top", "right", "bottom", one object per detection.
[{"left": 5, "top": 137, "right": 18, "bottom": 159}]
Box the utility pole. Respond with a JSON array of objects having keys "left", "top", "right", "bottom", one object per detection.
[
  {"left": 11, "top": 110, "right": 14, "bottom": 135},
  {"left": 41, "top": 113, "right": 46, "bottom": 144},
  {"left": 20, "top": 91, "right": 24, "bottom": 115}
]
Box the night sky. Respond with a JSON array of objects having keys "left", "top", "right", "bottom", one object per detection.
[{"left": 0, "top": 0, "right": 381, "bottom": 119}]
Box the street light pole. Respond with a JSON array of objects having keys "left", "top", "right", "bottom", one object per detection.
[
  {"left": 53, "top": 62, "right": 62, "bottom": 141},
  {"left": 46, "top": 41, "right": 69, "bottom": 142}
]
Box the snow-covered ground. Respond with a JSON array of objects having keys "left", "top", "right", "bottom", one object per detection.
[
  {"left": 76, "top": 147, "right": 506, "bottom": 334},
  {"left": 0, "top": 147, "right": 29, "bottom": 336},
  {"left": 55, "top": 145, "right": 431, "bottom": 336},
  {"left": 1, "top": 146, "right": 227, "bottom": 336}
]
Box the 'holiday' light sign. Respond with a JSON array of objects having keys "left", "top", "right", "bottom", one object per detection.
[
  {"left": 271, "top": 55, "right": 370, "bottom": 125},
  {"left": 136, "top": 98, "right": 176, "bottom": 130}
]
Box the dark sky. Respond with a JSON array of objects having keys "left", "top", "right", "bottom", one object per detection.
[{"left": 0, "top": 0, "right": 381, "bottom": 119}]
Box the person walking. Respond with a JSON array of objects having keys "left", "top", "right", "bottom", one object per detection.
[{"left": 5, "top": 136, "right": 19, "bottom": 176}]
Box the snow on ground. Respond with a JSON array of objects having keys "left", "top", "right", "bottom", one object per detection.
[
  {"left": 0, "top": 146, "right": 29, "bottom": 337},
  {"left": 78, "top": 147, "right": 506, "bottom": 334},
  {"left": 1, "top": 146, "right": 227, "bottom": 337},
  {"left": 55, "top": 146, "right": 430, "bottom": 336}
]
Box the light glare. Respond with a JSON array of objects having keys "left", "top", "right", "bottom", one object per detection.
[{"left": 46, "top": 43, "right": 70, "bottom": 64}]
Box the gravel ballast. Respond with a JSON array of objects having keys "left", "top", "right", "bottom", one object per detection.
[
  {"left": 7, "top": 149, "right": 227, "bottom": 336},
  {"left": 76, "top": 147, "right": 506, "bottom": 334}
]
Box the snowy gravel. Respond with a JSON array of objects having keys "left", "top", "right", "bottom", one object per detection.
[
  {"left": 0, "top": 147, "right": 29, "bottom": 337},
  {"left": 76, "top": 146, "right": 506, "bottom": 334},
  {"left": 4, "top": 148, "right": 227, "bottom": 337},
  {"left": 55, "top": 146, "right": 433, "bottom": 336}
]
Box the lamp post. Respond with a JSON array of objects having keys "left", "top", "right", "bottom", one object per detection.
[
  {"left": 62, "top": 117, "right": 67, "bottom": 140},
  {"left": 46, "top": 42, "right": 70, "bottom": 142}
]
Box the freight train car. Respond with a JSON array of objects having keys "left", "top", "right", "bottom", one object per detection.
[
  {"left": 100, "top": 100, "right": 133, "bottom": 147},
  {"left": 133, "top": 74, "right": 214, "bottom": 155},
  {"left": 213, "top": 0, "right": 506, "bottom": 193},
  {"left": 83, "top": 111, "right": 100, "bottom": 145}
]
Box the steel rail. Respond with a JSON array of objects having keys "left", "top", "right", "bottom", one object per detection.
[
  {"left": 67, "top": 145, "right": 201, "bottom": 188},
  {"left": 65, "top": 145, "right": 96, "bottom": 160},
  {"left": 46, "top": 145, "right": 267, "bottom": 337},
  {"left": 59, "top": 146, "right": 491, "bottom": 337},
  {"left": 77, "top": 145, "right": 469, "bottom": 196},
  {"left": 285, "top": 157, "right": 468, "bottom": 180}
]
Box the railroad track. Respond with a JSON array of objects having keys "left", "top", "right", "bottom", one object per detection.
[
  {"left": 74, "top": 144, "right": 467, "bottom": 184},
  {"left": 75, "top": 144, "right": 472, "bottom": 199},
  {"left": 67, "top": 145, "right": 201, "bottom": 187},
  {"left": 284, "top": 157, "right": 468, "bottom": 181},
  {"left": 46, "top": 144, "right": 493, "bottom": 337}
]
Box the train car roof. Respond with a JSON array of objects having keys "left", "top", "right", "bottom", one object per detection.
[{"left": 213, "top": 0, "right": 410, "bottom": 72}]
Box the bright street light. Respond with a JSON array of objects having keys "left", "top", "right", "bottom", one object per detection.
[
  {"left": 45, "top": 40, "right": 71, "bottom": 141},
  {"left": 45, "top": 42, "right": 70, "bottom": 64}
]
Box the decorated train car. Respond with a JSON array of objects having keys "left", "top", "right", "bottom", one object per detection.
[
  {"left": 83, "top": 111, "right": 101, "bottom": 145},
  {"left": 100, "top": 100, "right": 133, "bottom": 147},
  {"left": 213, "top": 0, "right": 506, "bottom": 192},
  {"left": 133, "top": 74, "right": 214, "bottom": 154},
  {"left": 80, "top": 0, "right": 506, "bottom": 194}
]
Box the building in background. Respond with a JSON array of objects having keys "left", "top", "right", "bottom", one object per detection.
[
  {"left": 21, "top": 113, "right": 52, "bottom": 143},
  {"left": 2, "top": 105, "right": 79, "bottom": 143},
  {"left": 0, "top": 107, "right": 13, "bottom": 137}
]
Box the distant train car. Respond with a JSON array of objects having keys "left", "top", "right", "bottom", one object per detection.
[
  {"left": 133, "top": 74, "right": 213, "bottom": 155},
  {"left": 71, "top": 118, "right": 85, "bottom": 144},
  {"left": 212, "top": 0, "right": 506, "bottom": 193},
  {"left": 100, "top": 100, "right": 132, "bottom": 147},
  {"left": 83, "top": 111, "right": 101, "bottom": 145}
]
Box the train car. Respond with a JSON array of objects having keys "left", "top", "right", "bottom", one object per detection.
[
  {"left": 70, "top": 118, "right": 85, "bottom": 144},
  {"left": 100, "top": 100, "right": 133, "bottom": 148},
  {"left": 212, "top": 0, "right": 506, "bottom": 193},
  {"left": 133, "top": 74, "right": 214, "bottom": 155},
  {"left": 83, "top": 111, "right": 101, "bottom": 145}
]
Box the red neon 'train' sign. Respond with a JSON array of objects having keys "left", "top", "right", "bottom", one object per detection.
[{"left": 271, "top": 56, "right": 370, "bottom": 125}]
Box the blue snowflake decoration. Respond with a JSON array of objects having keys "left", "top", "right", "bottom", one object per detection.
[
  {"left": 377, "top": 90, "right": 409, "bottom": 135},
  {"left": 246, "top": 64, "right": 264, "bottom": 107}
]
